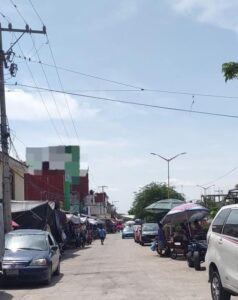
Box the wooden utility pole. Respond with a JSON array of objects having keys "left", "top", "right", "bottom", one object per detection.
[{"left": 0, "top": 23, "right": 46, "bottom": 233}]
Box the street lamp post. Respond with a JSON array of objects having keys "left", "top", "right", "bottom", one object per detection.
[
  {"left": 196, "top": 184, "right": 215, "bottom": 205},
  {"left": 150, "top": 152, "right": 187, "bottom": 199}
]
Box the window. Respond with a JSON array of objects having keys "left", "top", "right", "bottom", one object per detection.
[
  {"left": 5, "top": 234, "right": 48, "bottom": 251},
  {"left": 48, "top": 235, "right": 54, "bottom": 246},
  {"left": 223, "top": 209, "right": 238, "bottom": 238},
  {"left": 212, "top": 208, "right": 230, "bottom": 234}
]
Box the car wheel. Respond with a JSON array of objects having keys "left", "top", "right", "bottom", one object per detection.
[
  {"left": 122, "top": 236, "right": 125, "bottom": 239},
  {"left": 193, "top": 251, "right": 201, "bottom": 271},
  {"left": 171, "top": 251, "right": 177, "bottom": 259},
  {"left": 157, "top": 248, "right": 164, "bottom": 257},
  {"left": 44, "top": 265, "right": 52, "bottom": 285},
  {"left": 54, "top": 261, "right": 60, "bottom": 276},
  {"left": 187, "top": 251, "right": 194, "bottom": 268},
  {"left": 141, "top": 242, "right": 144, "bottom": 246},
  {"left": 211, "top": 271, "right": 231, "bottom": 300}
]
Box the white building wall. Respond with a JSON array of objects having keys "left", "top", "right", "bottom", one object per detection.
[{"left": 0, "top": 157, "right": 27, "bottom": 201}]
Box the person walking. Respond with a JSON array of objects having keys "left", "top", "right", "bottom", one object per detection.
[
  {"left": 157, "top": 222, "right": 166, "bottom": 250},
  {"left": 98, "top": 227, "right": 106, "bottom": 245}
]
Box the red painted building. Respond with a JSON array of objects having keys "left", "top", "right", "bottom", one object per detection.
[{"left": 25, "top": 169, "right": 89, "bottom": 209}]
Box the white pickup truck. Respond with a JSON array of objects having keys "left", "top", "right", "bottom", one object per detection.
[{"left": 0, "top": 204, "right": 4, "bottom": 269}]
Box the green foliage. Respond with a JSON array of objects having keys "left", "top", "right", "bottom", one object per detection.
[
  {"left": 222, "top": 62, "right": 238, "bottom": 82},
  {"left": 197, "top": 196, "right": 220, "bottom": 219},
  {"left": 128, "top": 182, "right": 185, "bottom": 221}
]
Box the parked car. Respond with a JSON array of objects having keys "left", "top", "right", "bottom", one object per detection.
[
  {"left": 139, "top": 223, "right": 158, "bottom": 246},
  {"left": 1, "top": 229, "right": 61, "bottom": 285},
  {"left": 133, "top": 225, "right": 141, "bottom": 243},
  {"left": 122, "top": 226, "right": 134, "bottom": 239},
  {"left": 206, "top": 204, "right": 238, "bottom": 300}
]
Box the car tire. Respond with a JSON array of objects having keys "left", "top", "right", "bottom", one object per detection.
[
  {"left": 54, "top": 261, "right": 60, "bottom": 276},
  {"left": 187, "top": 251, "right": 194, "bottom": 268},
  {"left": 44, "top": 265, "right": 52, "bottom": 285},
  {"left": 211, "top": 271, "right": 231, "bottom": 300},
  {"left": 171, "top": 251, "right": 177, "bottom": 259},
  {"left": 122, "top": 236, "right": 125, "bottom": 239},
  {"left": 193, "top": 251, "right": 201, "bottom": 271}
]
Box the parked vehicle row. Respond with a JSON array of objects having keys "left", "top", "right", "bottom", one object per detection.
[{"left": 122, "top": 203, "right": 238, "bottom": 300}]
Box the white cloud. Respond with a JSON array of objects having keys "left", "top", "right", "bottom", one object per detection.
[
  {"left": 6, "top": 89, "right": 100, "bottom": 121},
  {"left": 170, "top": 0, "right": 238, "bottom": 32},
  {"left": 92, "top": 0, "right": 140, "bottom": 30}
]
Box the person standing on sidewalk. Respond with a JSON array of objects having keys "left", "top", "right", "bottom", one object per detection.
[{"left": 98, "top": 227, "right": 106, "bottom": 245}]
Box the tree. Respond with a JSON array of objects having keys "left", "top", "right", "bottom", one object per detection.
[
  {"left": 222, "top": 62, "right": 238, "bottom": 82},
  {"left": 128, "top": 182, "right": 185, "bottom": 221}
]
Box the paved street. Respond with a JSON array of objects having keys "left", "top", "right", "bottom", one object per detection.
[{"left": 0, "top": 233, "right": 230, "bottom": 300}]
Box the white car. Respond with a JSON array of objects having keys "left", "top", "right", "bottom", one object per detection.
[{"left": 206, "top": 204, "right": 238, "bottom": 300}]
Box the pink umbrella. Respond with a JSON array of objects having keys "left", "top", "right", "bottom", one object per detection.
[
  {"left": 162, "top": 203, "right": 209, "bottom": 225},
  {"left": 12, "top": 220, "right": 20, "bottom": 228}
]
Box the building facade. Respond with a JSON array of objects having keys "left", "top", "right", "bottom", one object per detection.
[
  {"left": 25, "top": 146, "right": 80, "bottom": 211},
  {"left": 0, "top": 154, "right": 27, "bottom": 201}
]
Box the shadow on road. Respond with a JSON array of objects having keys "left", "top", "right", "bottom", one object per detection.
[
  {"left": 78, "top": 246, "right": 92, "bottom": 251},
  {"left": 61, "top": 248, "right": 81, "bottom": 261},
  {"left": 0, "top": 291, "right": 13, "bottom": 300},
  {"left": 61, "top": 245, "right": 92, "bottom": 260},
  {"left": 0, "top": 273, "right": 64, "bottom": 290}
]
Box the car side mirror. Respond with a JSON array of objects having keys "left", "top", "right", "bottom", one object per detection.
[{"left": 51, "top": 245, "right": 58, "bottom": 252}]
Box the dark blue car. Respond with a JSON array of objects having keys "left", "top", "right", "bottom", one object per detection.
[{"left": 2, "top": 229, "right": 61, "bottom": 285}]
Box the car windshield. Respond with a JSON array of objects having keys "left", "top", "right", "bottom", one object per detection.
[
  {"left": 143, "top": 225, "right": 158, "bottom": 232},
  {"left": 5, "top": 234, "right": 48, "bottom": 251},
  {"left": 124, "top": 227, "right": 133, "bottom": 232}
]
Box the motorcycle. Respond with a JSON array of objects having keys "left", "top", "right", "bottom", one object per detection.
[
  {"left": 75, "top": 233, "right": 86, "bottom": 248},
  {"left": 187, "top": 237, "right": 207, "bottom": 270}
]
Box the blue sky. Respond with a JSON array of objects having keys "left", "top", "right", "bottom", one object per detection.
[{"left": 2, "top": 0, "right": 238, "bottom": 212}]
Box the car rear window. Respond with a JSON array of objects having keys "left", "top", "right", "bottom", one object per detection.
[{"left": 143, "top": 224, "right": 158, "bottom": 231}]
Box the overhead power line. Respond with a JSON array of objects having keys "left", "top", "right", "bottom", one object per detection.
[
  {"left": 9, "top": 0, "right": 28, "bottom": 24},
  {"left": 28, "top": 0, "right": 45, "bottom": 25},
  {"left": 15, "top": 55, "right": 144, "bottom": 91},
  {"left": 14, "top": 55, "right": 238, "bottom": 101},
  {"left": 203, "top": 166, "right": 238, "bottom": 186},
  {"left": 6, "top": 3, "right": 66, "bottom": 145},
  {"left": 27, "top": 0, "right": 81, "bottom": 143},
  {"left": 6, "top": 83, "right": 238, "bottom": 120},
  {"left": 30, "top": 34, "right": 70, "bottom": 139}
]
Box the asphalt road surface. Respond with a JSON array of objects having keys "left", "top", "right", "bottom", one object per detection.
[{"left": 0, "top": 233, "right": 233, "bottom": 300}]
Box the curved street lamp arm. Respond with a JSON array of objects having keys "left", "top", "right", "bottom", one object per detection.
[
  {"left": 169, "top": 152, "right": 187, "bottom": 162},
  {"left": 150, "top": 152, "right": 168, "bottom": 162},
  {"left": 197, "top": 184, "right": 215, "bottom": 191}
]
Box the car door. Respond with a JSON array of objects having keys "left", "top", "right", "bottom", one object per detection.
[
  {"left": 219, "top": 209, "right": 238, "bottom": 291},
  {"left": 208, "top": 208, "right": 231, "bottom": 283},
  {"left": 48, "top": 234, "right": 59, "bottom": 272}
]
